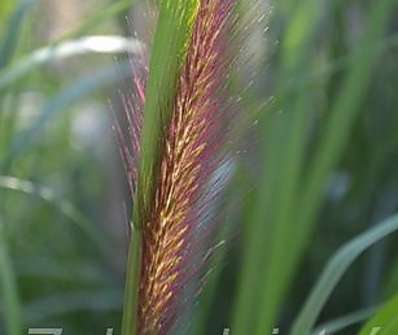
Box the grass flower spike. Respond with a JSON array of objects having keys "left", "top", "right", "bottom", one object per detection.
[{"left": 117, "top": 0, "right": 239, "bottom": 334}]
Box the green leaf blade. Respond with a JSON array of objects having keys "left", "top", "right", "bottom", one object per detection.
[
  {"left": 358, "top": 295, "right": 398, "bottom": 335},
  {"left": 291, "top": 214, "right": 398, "bottom": 335}
]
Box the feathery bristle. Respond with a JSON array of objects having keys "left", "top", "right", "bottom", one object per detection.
[
  {"left": 138, "top": 0, "right": 237, "bottom": 333},
  {"left": 115, "top": 58, "right": 147, "bottom": 197}
]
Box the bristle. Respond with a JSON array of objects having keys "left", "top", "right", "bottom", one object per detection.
[
  {"left": 115, "top": 57, "right": 147, "bottom": 197},
  {"left": 137, "top": 0, "right": 237, "bottom": 333}
]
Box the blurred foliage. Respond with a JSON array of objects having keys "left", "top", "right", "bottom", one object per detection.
[
  {"left": 359, "top": 294, "right": 398, "bottom": 334},
  {"left": 0, "top": 0, "right": 398, "bottom": 335},
  {"left": 0, "top": 0, "right": 15, "bottom": 23}
]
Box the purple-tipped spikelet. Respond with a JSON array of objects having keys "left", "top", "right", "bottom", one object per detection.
[{"left": 116, "top": 0, "right": 239, "bottom": 334}]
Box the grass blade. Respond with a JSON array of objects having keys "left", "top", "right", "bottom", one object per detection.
[
  {"left": 0, "top": 175, "right": 107, "bottom": 254},
  {"left": 0, "top": 222, "right": 22, "bottom": 335},
  {"left": 291, "top": 213, "right": 398, "bottom": 335},
  {"left": 2, "top": 61, "right": 131, "bottom": 166},
  {"left": 233, "top": 0, "right": 324, "bottom": 332},
  {"left": 290, "top": 0, "right": 397, "bottom": 272},
  {"left": 0, "top": 0, "right": 36, "bottom": 69},
  {"left": 234, "top": 0, "right": 397, "bottom": 332},
  {"left": 0, "top": 35, "right": 143, "bottom": 92},
  {"left": 312, "top": 307, "right": 377, "bottom": 335},
  {"left": 135, "top": 0, "right": 199, "bottom": 227},
  {"left": 358, "top": 295, "right": 398, "bottom": 335}
]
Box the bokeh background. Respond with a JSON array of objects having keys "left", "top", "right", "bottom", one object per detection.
[{"left": 1, "top": 0, "right": 398, "bottom": 334}]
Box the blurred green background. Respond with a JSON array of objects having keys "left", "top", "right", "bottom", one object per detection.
[{"left": 1, "top": 0, "right": 398, "bottom": 334}]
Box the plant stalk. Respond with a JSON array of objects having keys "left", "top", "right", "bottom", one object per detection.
[
  {"left": 121, "top": 226, "right": 142, "bottom": 335},
  {"left": 0, "top": 223, "right": 22, "bottom": 335}
]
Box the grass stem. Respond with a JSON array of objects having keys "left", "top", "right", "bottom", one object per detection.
[{"left": 121, "top": 227, "right": 142, "bottom": 335}]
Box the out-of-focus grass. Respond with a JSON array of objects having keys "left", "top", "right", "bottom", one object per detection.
[
  {"left": 359, "top": 294, "right": 398, "bottom": 334},
  {"left": 231, "top": 0, "right": 398, "bottom": 334},
  {"left": 292, "top": 213, "right": 398, "bottom": 334},
  {"left": 0, "top": 1, "right": 140, "bottom": 334},
  {"left": 0, "top": 221, "right": 21, "bottom": 335}
]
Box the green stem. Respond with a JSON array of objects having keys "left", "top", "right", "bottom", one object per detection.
[
  {"left": 0, "top": 224, "right": 22, "bottom": 335},
  {"left": 121, "top": 227, "right": 142, "bottom": 335}
]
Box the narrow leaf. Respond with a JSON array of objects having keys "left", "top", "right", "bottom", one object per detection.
[
  {"left": 0, "top": 35, "right": 143, "bottom": 92},
  {"left": 135, "top": 0, "right": 199, "bottom": 228},
  {"left": 358, "top": 295, "right": 398, "bottom": 335},
  {"left": 0, "top": 222, "right": 22, "bottom": 335},
  {"left": 313, "top": 307, "right": 377, "bottom": 335},
  {"left": 291, "top": 214, "right": 398, "bottom": 335}
]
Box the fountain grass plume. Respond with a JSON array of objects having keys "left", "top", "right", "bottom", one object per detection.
[{"left": 116, "top": 0, "right": 240, "bottom": 334}]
